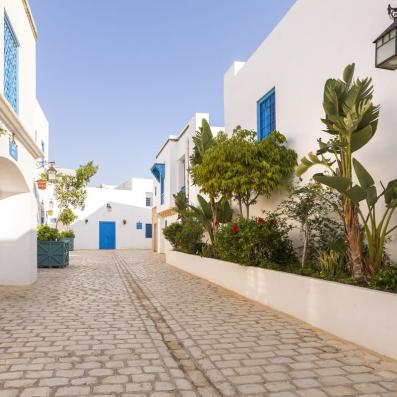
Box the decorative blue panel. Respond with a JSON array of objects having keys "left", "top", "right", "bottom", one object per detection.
[
  {"left": 136, "top": 222, "right": 142, "bottom": 230},
  {"left": 9, "top": 139, "right": 18, "bottom": 161},
  {"left": 145, "top": 224, "right": 152, "bottom": 238},
  {"left": 4, "top": 15, "right": 19, "bottom": 113},
  {"left": 257, "top": 88, "right": 276, "bottom": 141},
  {"left": 150, "top": 163, "right": 165, "bottom": 204}
]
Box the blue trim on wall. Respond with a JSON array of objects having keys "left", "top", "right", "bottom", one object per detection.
[
  {"left": 9, "top": 139, "right": 18, "bottom": 161},
  {"left": 257, "top": 87, "right": 276, "bottom": 141},
  {"left": 150, "top": 163, "right": 166, "bottom": 204}
]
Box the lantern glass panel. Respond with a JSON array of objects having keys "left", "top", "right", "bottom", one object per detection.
[{"left": 377, "top": 34, "right": 396, "bottom": 64}]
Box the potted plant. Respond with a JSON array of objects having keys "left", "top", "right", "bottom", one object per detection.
[
  {"left": 60, "top": 230, "right": 75, "bottom": 251},
  {"left": 37, "top": 225, "right": 69, "bottom": 268}
]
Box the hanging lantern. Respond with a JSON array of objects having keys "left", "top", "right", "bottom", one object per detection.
[
  {"left": 47, "top": 163, "right": 57, "bottom": 181},
  {"left": 37, "top": 179, "right": 47, "bottom": 190},
  {"left": 374, "top": 4, "right": 397, "bottom": 70}
]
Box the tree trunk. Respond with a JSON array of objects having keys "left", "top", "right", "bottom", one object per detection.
[
  {"left": 301, "top": 221, "right": 309, "bottom": 268},
  {"left": 238, "top": 198, "right": 244, "bottom": 219},
  {"left": 343, "top": 197, "right": 364, "bottom": 280},
  {"left": 245, "top": 203, "right": 250, "bottom": 219}
]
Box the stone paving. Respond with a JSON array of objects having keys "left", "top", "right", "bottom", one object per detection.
[{"left": 0, "top": 251, "right": 396, "bottom": 397}]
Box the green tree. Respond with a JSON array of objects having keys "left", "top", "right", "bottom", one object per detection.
[
  {"left": 53, "top": 161, "right": 98, "bottom": 229},
  {"left": 191, "top": 127, "right": 297, "bottom": 219},
  {"left": 296, "top": 64, "right": 384, "bottom": 279},
  {"left": 58, "top": 208, "right": 77, "bottom": 231}
]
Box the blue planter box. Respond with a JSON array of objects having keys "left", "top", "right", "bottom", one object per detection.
[
  {"left": 37, "top": 241, "right": 69, "bottom": 268},
  {"left": 62, "top": 237, "right": 74, "bottom": 251}
]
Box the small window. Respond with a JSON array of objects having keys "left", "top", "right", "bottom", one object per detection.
[
  {"left": 257, "top": 88, "right": 276, "bottom": 141},
  {"left": 41, "top": 140, "right": 45, "bottom": 153},
  {"left": 145, "top": 223, "right": 152, "bottom": 238},
  {"left": 145, "top": 192, "right": 153, "bottom": 207},
  {"left": 136, "top": 222, "right": 142, "bottom": 230}
]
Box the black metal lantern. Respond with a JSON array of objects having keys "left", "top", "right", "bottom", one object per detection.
[{"left": 374, "top": 4, "right": 397, "bottom": 70}]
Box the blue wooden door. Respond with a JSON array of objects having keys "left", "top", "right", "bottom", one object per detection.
[
  {"left": 99, "top": 221, "right": 116, "bottom": 249},
  {"left": 145, "top": 223, "right": 152, "bottom": 238}
]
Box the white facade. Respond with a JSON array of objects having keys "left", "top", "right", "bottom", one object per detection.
[
  {"left": 40, "top": 177, "right": 153, "bottom": 250},
  {"left": 151, "top": 113, "right": 223, "bottom": 253},
  {"left": 0, "top": 0, "right": 49, "bottom": 285},
  {"left": 224, "top": 0, "right": 397, "bottom": 254}
]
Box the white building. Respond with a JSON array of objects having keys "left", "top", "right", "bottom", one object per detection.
[
  {"left": 151, "top": 113, "right": 223, "bottom": 253},
  {"left": 0, "top": 0, "right": 49, "bottom": 285},
  {"left": 224, "top": 0, "right": 397, "bottom": 254},
  {"left": 40, "top": 177, "right": 153, "bottom": 250}
]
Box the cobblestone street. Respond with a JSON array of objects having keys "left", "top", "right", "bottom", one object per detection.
[{"left": 0, "top": 250, "right": 396, "bottom": 397}]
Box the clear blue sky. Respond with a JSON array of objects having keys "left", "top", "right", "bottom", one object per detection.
[{"left": 30, "top": 0, "right": 296, "bottom": 186}]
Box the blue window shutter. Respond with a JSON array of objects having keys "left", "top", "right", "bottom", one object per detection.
[
  {"left": 160, "top": 173, "right": 165, "bottom": 204},
  {"left": 4, "top": 15, "right": 19, "bottom": 114},
  {"left": 257, "top": 88, "right": 276, "bottom": 141},
  {"left": 9, "top": 139, "right": 18, "bottom": 161},
  {"left": 145, "top": 224, "right": 152, "bottom": 238}
]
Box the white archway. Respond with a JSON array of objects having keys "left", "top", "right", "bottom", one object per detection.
[
  {"left": 0, "top": 156, "right": 37, "bottom": 285},
  {"left": 0, "top": 156, "right": 30, "bottom": 198}
]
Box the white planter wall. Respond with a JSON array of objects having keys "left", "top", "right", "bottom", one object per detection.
[{"left": 166, "top": 251, "right": 397, "bottom": 361}]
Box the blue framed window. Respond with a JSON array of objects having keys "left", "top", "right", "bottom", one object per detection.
[
  {"left": 145, "top": 223, "right": 152, "bottom": 238},
  {"left": 136, "top": 222, "right": 142, "bottom": 230},
  {"left": 257, "top": 88, "right": 276, "bottom": 141},
  {"left": 4, "top": 15, "right": 19, "bottom": 113},
  {"left": 41, "top": 140, "right": 45, "bottom": 153}
]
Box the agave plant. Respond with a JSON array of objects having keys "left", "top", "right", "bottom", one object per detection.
[{"left": 296, "top": 63, "right": 381, "bottom": 279}]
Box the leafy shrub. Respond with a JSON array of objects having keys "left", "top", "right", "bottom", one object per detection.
[
  {"left": 317, "top": 249, "right": 348, "bottom": 279},
  {"left": 214, "top": 213, "right": 296, "bottom": 267},
  {"left": 367, "top": 266, "right": 397, "bottom": 292},
  {"left": 60, "top": 230, "right": 75, "bottom": 238},
  {"left": 163, "top": 217, "right": 204, "bottom": 255},
  {"left": 58, "top": 208, "right": 77, "bottom": 228},
  {"left": 37, "top": 225, "right": 60, "bottom": 241}
]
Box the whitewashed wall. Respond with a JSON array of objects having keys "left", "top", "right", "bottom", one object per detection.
[
  {"left": 0, "top": 0, "right": 48, "bottom": 285},
  {"left": 152, "top": 113, "right": 223, "bottom": 253},
  {"left": 224, "top": 0, "right": 397, "bottom": 253},
  {"left": 72, "top": 185, "right": 153, "bottom": 250}
]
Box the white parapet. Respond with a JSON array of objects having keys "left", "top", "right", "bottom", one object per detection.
[{"left": 166, "top": 250, "right": 397, "bottom": 361}]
